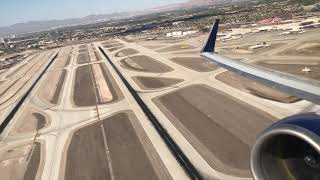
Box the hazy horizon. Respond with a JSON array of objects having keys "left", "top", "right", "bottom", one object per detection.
[{"left": 0, "top": 0, "right": 188, "bottom": 27}]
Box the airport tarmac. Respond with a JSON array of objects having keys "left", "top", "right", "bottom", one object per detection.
[
  {"left": 1, "top": 28, "right": 320, "bottom": 180},
  {"left": 101, "top": 29, "right": 320, "bottom": 179},
  {"left": 153, "top": 84, "right": 275, "bottom": 176},
  {"left": 0, "top": 44, "right": 186, "bottom": 180},
  {"left": 64, "top": 112, "right": 168, "bottom": 180}
]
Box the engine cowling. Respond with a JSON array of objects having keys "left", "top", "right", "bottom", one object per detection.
[{"left": 251, "top": 113, "right": 320, "bottom": 180}]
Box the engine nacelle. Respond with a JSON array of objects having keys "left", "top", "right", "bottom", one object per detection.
[{"left": 251, "top": 113, "right": 320, "bottom": 180}]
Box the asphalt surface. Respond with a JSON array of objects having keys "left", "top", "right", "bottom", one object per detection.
[
  {"left": 65, "top": 112, "right": 162, "bottom": 180},
  {"left": 170, "top": 57, "right": 217, "bottom": 72},
  {"left": 103, "top": 113, "right": 160, "bottom": 180},
  {"left": 133, "top": 76, "right": 183, "bottom": 89},
  {"left": 154, "top": 84, "right": 276, "bottom": 176},
  {"left": 121, "top": 55, "right": 174, "bottom": 73},
  {"left": 65, "top": 121, "right": 111, "bottom": 180}
]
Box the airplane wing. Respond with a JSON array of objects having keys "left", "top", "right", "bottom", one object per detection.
[
  {"left": 201, "top": 19, "right": 320, "bottom": 180},
  {"left": 201, "top": 19, "right": 320, "bottom": 105}
]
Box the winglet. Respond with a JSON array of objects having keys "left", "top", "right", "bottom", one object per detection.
[{"left": 201, "top": 19, "right": 220, "bottom": 53}]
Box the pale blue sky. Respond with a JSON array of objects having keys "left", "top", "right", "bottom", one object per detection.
[{"left": 0, "top": 0, "right": 187, "bottom": 27}]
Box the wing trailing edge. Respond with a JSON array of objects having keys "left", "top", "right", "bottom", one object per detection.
[{"left": 201, "top": 19, "right": 320, "bottom": 104}]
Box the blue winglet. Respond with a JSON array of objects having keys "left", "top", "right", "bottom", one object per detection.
[{"left": 201, "top": 19, "right": 220, "bottom": 53}]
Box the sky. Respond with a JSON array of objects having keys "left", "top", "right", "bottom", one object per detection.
[{"left": 0, "top": 0, "right": 187, "bottom": 27}]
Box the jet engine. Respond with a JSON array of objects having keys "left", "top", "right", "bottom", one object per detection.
[{"left": 251, "top": 113, "right": 320, "bottom": 180}]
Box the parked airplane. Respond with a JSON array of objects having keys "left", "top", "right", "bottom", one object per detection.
[{"left": 201, "top": 19, "right": 320, "bottom": 180}]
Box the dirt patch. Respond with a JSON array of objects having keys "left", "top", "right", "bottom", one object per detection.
[
  {"left": 101, "top": 41, "right": 118, "bottom": 45},
  {"left": 115, "top": 48, "right": 139, "bottom": 57},
  {"left": 0, "top": 80, "right": 5, "bottom": 87},
  {"left": 0, "top": 53, "right": 49, "bottom": 106},
  {"left": 79, "top": 44, "right": 87, "bottom": 48},
  {"left": 78, "top": 49, "right": 88, "bottom": 53},
  {"left": 256, "top": 62, "right": 320, "bottom": 80},
  {"left": 94, "top": 51, "right": 102, "bottom": 61},
  {"left": 0, "top": 69, "right": 6, "bottom": 76},
  {"left": 173, "top": 51, "right": 200, "bottom": 55},
  {"left": 6, "top": 63, "right": 27, "bottom": 78},
  {"left": 51, "top": 70, "right": 66, "bottom": 104},
  {"left": 65, "top": 121, "right": 111, "bottom": 180},
  {"left": 99, "top": 63, "right": 122, "bottom": 102},
  {"left": 23, "top": 142, "right": 42, "bottom": 180},
  {"left": 144, "top": 45, "right": 163, "bottom": 49},
  {"left": 73, "top": 64, "right": 121, "bottom": 106},
  {"left": 0, "top": 143, "right": 43, "bottom": 180},
  {"left": 216, "top": 71, "right": 301, "bottom": 103},
  {"left": 91, "top": 64, "right": 113, "bottom": 103},
  {"left": 108, "top": 46, "right": 124, "bottom": 52},
  {"left": 33, "top": 113, "right": 46, "bottom": 130},
  {"left": 153, "top": 84, "right": 275, "bottom": 176},
  {"left": 121, "top": 55, "right": 173, "bottom": 73},
  {"left": 73, "top": 65, "right": 96, "bottom": 106},
  {"left": 10, "top": 109, "right": 47, "bottom": 135},
  {"left": 156, "top": 44, "right": 196, "bottom": 52},
  {"left": 0, "top": 78, "right": 25, "bottom": 106},
  {"left": 5, "top": 54, "right": 42, "bottom": 78},
  {"left": 0, "top": 78, "right": 19, "bottom": 96},
  {"left": 77, "top": 53, "right": 90, "bottom": 64},
  {"left": 53, "top": 56, "right": 71, "bottom": 69},
  {"left": 5, "top": 53, "right": 41, "bottom": 78},
  {"left": 170, "top": 57, "right": 217, "bottom": 72},
  {"left": 65, "top": 56, "right": 71, "bottom": 67},
  {"left": 121, "top": 38, "right": 134, "bottom": 43},
  {"left": 102, "top": 113, "right": 160, "bottom": 180},
  {"left": 279, "top": 42, "right": 320, "bottom": 56},
  {"left": 0, "top": 144, "right": 32, "bottom": 180},
  {"left": 103, "top": 43, "right": 124, "bottom": 49},
  {"left": 133, "top": 76, "right": 183, "bottom": 89},
  {"left": 38, "top": 70, "right": 66, "bottom": 105}
]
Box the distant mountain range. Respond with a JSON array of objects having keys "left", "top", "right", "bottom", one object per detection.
[
  {"left": 0, "top": 0, "right": 244, "bottom": 37},
  {"left": 184, "top": 0, "right": 245, "bottom": 6},
  {"left": 146, "top": 0, "right": 246, "bottom": 12},
  {"left": 0, "top": 12, "right": 134, "bottom": 37}
]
